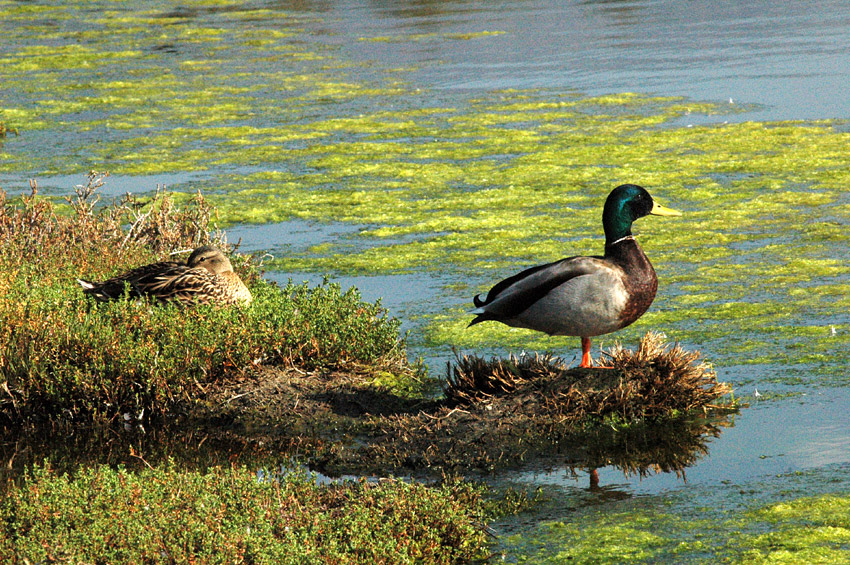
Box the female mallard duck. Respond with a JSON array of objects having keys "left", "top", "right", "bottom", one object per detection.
[
  {"left": 468, "top": 184, "right": 680, "bottom": 368},
  {"left": 77, "top": 245, "right": 252, "bottom": 306}
]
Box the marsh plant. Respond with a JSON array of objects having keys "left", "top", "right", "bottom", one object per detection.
[
  {"left": 444, "top": 331, "right": 731, "bottom": 421},
  {"left": 0, "top": 462, "right": 491, "bottom": 563},
  {"left": 0, "top": 121, "right": 17, "bottom": 139},
  {"left": 0, "top": 175, "right": 415, "bottom": 424}
]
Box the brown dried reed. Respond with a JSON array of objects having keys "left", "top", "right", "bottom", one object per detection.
[
  {"left": 0, "top": 171, "right": 242, "bottom": 283},
  {"left": 444, "top": 331, "right": 732, "bottom": 422}
]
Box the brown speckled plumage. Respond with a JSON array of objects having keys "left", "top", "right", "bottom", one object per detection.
[{"left": 77, "top": 246, "right": 252, "bottom": 306}]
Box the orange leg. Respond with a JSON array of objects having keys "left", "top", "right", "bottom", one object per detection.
[
  {"left": 589, "top": 468, "right": 600, "bottom": 489},
  {"left": 580, "top": 336, "right": 592, "bottom": 368},
  {"left": 581, "top": 336, "right": 614, "bottom": 369},
  {"left": 579, "top": 337, "right": 593, "bottom": 368}
]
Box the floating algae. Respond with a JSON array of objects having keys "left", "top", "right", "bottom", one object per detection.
[{"left": 497, "top": 471, "right": 850, "bottom": 564}]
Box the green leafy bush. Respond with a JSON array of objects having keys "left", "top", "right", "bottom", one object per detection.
[
  {"left": 0, "top": 177, "right": 416, "bottom": 422},
  {"left": 0, "top": 463, "right": 489, "bottom": 564},
  {"left": 1, "top": 277, "right": 409, "bottom": 421}
]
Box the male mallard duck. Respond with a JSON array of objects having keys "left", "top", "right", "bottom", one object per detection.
[
  {"left": 468, "top": 184, "right": 680, "bottom": 368},
  {"left": 77, "top": 245, "right": 252, "bottom": 306}
]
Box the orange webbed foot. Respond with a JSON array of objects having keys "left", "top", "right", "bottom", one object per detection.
[{"left": 578, "top": 337, "right": 614, "bottom": 369}]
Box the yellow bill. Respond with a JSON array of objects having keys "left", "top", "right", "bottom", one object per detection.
[{"left": 649, "top": 201, "right": 682, "bottom": 216}]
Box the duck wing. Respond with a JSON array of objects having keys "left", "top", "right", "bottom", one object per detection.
[
  {"left": 469, "top": 256, "right": 606, "bottom": 325},
  {"left": 78, "top": 261, "right": 185, "bottom": 301},
  {"left": 130, "top": 265, "right": 224, "bottom": 305}
]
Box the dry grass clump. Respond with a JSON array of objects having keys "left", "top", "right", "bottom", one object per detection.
[
  {"left": 443, "top": 351, "right": 562, "bottom": 404},
  {"left": 322, "top": 333, "right": 735, "bottom": 477},
  {"left": 604, "top": 331, "right": 732, "bottom": 417},
  {"left": 120, "top": 185, "right": 220, "bottom": 257},
  {"left": 0, "top": 171, "right": 243, "bottom": 286},
  {"left": 444, "top": 332, "right": 731, "bottom": 423},
  {"left": 0, "top": 122, "right": 17, "bottom": 138}
]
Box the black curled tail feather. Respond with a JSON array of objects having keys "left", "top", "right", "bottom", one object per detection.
[{"left": 467, "top": 311, "right": 498, "bottom": 328}]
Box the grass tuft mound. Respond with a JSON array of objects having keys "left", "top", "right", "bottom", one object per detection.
[
  {"left": 444, "top": 331, "right": 731, "bottom": 422},
  {"left": 444, "top": 351, "right": 559, "bottom": 404},
  {"left": 211, "top": 333, "right": 735, "bottom": 478},
  {"left": 606, "top": 330, "right": 732, "bottom": 417}
]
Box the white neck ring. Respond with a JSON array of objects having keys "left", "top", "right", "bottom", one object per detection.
[{"left": 608, "top": 235, "right": 635, "bottom": 246}]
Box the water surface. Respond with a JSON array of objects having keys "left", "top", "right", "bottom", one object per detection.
[{"left": 334, "top": 0, "right": 850, "bottom": 121}]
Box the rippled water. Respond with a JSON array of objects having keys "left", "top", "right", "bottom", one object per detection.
[{"left": 332, "top": 0, "right": 850, "bottom": 121}]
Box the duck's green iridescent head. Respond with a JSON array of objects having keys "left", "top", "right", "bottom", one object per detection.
[{"left": 602, "top": 183, "right": 681, "bottom": 244}]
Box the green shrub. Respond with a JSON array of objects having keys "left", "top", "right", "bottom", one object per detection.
[
  {"left": 0, "top": 463, "right": 490, "bottom": 564},
  {"left": 0, "top": 178, "right": 417, "bottom": 422},
  {"left": 1, "top": 276, "right": 409, "bottom": 421}
]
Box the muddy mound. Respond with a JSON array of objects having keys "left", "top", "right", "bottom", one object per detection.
[{"left": 189, "top": 332, "right": 735, "bottom": 479}]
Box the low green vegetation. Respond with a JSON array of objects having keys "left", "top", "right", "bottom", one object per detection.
[
  {"left": 0, "top": 463, "right": 492, "bottom": 564},
  {"left": 0, "top": 176, "right": 418, "bottom": 423},
  {"left": 3, "top": 277, "right": 411, "bottom": 422}
]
